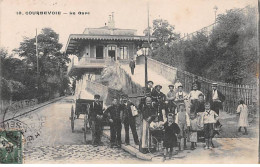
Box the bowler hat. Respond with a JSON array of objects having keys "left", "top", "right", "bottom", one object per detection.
[
  {"left": 168, "top": 84, "right": 174, "bottom": 88},
  {"left": 155, "top": 85, "right": 162, "bottom": 89}
]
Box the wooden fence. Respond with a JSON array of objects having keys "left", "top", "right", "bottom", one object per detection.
[{"left": 176, "top": 70, "right": 256, "bottom": 114}]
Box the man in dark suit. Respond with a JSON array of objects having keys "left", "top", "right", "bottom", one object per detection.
[
  {"left": 206, "top": 83, "right": 225, "bottom": 127},
  {"left": 120, "top": 95, "right": 139, "bottom": 145},
  {"left": 104, "top": 97, "right": 122, "bottom": 148},
  {"left": 151, "top": 85, "right": 166, "bottom": 103},
  {"left": 129, "top": 58, "right": 136, "bottom": 75},
  {"left": 89, "top": 94, "right": 104, "bottom": 146}
]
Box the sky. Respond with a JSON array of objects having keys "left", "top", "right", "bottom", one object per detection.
[{"left": 0, "top": 0, "right": 256, "bottom": 53}]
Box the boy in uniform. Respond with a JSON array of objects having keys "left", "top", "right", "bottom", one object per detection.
[
  {"left": 202, "top": 102, "right": 219, "bottom": 149},
  {"left": 175, "top": 103, "right": 190, "bottom": 151}
]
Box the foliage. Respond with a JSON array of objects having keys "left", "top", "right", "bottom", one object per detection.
[
  {"left": 150, "top": 6, "right": 257, "bottom": 85},
  {"left": 144, "top": 19, "right": 180, "bottom": 49},
  {"left": 1, "top": 28, "right": 71, "bottom": 101}
]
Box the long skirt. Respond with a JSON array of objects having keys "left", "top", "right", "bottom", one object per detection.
[{"left": 238, "top": 110, "right": 249, "bottom": 127}]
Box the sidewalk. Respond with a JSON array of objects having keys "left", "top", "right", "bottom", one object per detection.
[
  {"left": 102, "top": 119, "right": 258, "bottom": 163},
  {"left": 120, "top": 64, "right": 172, "bottom": 94},
  {"left": 0, "top": 96, "right": 65, "bottom": 124}
]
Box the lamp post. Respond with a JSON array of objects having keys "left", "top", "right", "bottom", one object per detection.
[{"left": 142, "top": 44, "right": 149, "bottom": 88}]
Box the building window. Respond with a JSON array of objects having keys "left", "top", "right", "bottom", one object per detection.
[
  {"left": 108, "top": 46, "right": 116, "bottom": 61},
  {"left": 120, "top": 46, "right": 128, "bottom": 59},
  {"left": 108, "top": 46, "right": 116, "bottom": 51}
]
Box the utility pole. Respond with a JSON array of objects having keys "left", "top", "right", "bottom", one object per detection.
[
  {"left": 36, "top": 29, "right": 39, "bottom": 91},
  {"left": 145, "top": 1, "right": 150, "bottom": 88}
]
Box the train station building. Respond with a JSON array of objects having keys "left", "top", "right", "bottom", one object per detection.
[{"left": 65, "top": 13, "right": 155, "bottom": 77}]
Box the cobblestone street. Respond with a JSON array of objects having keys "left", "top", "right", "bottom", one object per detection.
[
  {"left": 24, "top": 143, "right": 139, "bottom": 163},
  {"left": 3, "top": 96, "right": 258, "bottom": 163},
  {"left": 3, "top": 97, "right": 140, "bottom": 163}
]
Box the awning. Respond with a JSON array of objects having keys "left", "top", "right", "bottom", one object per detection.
[{"left": 65, "top": 34, "right": 156, "bottom": 54}]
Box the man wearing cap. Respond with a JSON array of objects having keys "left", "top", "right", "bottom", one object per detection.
[
  {"left": 166, "top": 84, "right": 177, "bottom": 114},
  {"left": 206, "top": 83, "right": 225, "bottom": 128},
  {"left": 175, "top": 85, "right": 188, "bottom": 106},
  {"left": 104, "top": 98, "right": 122, "bottom": 148},
  {"left": 89, "top": 94, "right": 104, "bottom": 146},
  {"left": 120, "top": 95, "right": 139, "bottom": 145},
  {"left": 151, "top": 85, "right": 166, "bottom": 103},
  {"left": 174, "top": 79, "right": 182, "bottom": 92},
  {"left": 146, "top": 81, "right": 154, "bottom": 94},
  {"left": 151, "top": 85, "right": 167, "bottom": 124}
]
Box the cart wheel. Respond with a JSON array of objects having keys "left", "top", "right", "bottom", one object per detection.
[
  {"left": 148, "top": 136, "right": 158, "bottom": 154},
  {"left": 71, "top": 105, "right": 75, "bottom": 132}
]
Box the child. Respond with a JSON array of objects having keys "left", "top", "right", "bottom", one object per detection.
[
  {"left": 163, "top": 114, "right": 180, "bottom": 160},
  {"left": 202, "top": 102, "right": 218, "bottom": 149},
  {"left": 189, "top": 113, "right": 198, "bottom": 150},
  {"left": 175, "top": 103, "right": 190, "bottom": 151},
  {"left": 236, "top": 100, "right": 249, "bottom": 135}
]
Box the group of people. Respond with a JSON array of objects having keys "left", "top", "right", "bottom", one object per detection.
[
  {"left": 88, "top": 94, "right": 139, "bottom": 148},
  {"left": 138, "top": 79, "right": 226, "bottom": 159},
  {"left": 88, "top": 76, "right": 250, "bottom": 160}
]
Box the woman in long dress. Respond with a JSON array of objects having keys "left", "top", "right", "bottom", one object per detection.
[{"left": 236, "top": 100, "right": 249, "bottom": 135}]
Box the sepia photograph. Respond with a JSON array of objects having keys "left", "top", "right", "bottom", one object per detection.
[{"left": 0, "top": 0, "right": 259, "bottom": 164}]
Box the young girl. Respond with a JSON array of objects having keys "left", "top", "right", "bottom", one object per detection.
[
  {"left": 163, "top": 114, "right": 180, "bottom": 160},
  {"left": 237, "top": 100, "right": 249, "bottom": 135}
]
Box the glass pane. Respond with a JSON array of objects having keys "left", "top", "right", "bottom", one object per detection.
[{"left": 124, "top": 47, "right": 128, "bottom": 59}]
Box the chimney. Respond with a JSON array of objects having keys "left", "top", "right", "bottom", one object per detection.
[{"left": 107, "top": 12, "right": 115, "bottom": 29}]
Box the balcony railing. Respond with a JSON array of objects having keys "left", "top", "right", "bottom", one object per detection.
[{"left": 67, "top": 56, "right": 116, "bottom": 74}]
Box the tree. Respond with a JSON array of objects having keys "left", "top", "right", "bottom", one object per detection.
[
  {"left": 0, "top": 48, "right": 26, "bottom": 101},
  {"left": 146, "top": 19, "right": 180, "bottom": 48},
  {"left": 150, "top": 6, "right": 257, "bottom": 85},
  {"left": 14, "top": 28, "right": 70, "bottom": 100},
  {"left": 204, "top": 7, "right": 257, "bottom": 84}
]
